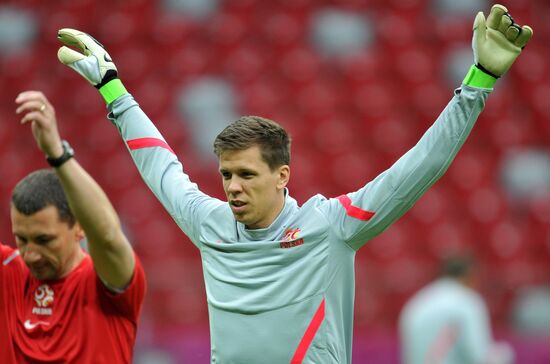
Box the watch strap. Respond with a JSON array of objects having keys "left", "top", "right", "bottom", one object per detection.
[{"left": 46, "top": 140, "right": 74, "bottom": 168}]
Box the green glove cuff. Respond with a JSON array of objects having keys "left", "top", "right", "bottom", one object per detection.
[
  {"left": 99, "top": 79, "right": 128, "bottom": 104},
  {"left": 462, "top": 65, "right": 497, "bottom": 89}
]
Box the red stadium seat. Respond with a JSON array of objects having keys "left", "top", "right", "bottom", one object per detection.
[
  {"left": 487, "top": 219, "right": 530, "bottom": 262},
  {"left": 207, "top": 12, "right": 248, "bottom": 50},
  {"left": 447, "top": 148, "right": 497, "bottom": 192},
  {"left": 426, "top": 220, "right": 474, "bottom": 259},
  {"left": 239, "top": 77, "right": 286, "bottom": 116},
  {"left": 352, "top": 81, "right": 399, "bottom": 119},
  {"left": 261, "top": 12, "right": 305, "bottom": 50},
  {"left": 408, "top": 186, "right": 453, "bottom": 225},
  {"left": 151, "top": 13, "right": 196, "bottom": 48},
  {"left": 223, "top": 45, "right": 266, "bottom": 84},
  {"left": 375, "top": 13, "right": 418, "bottom": 49},
  {"left": 465, "top": 187, "right": 508, "bottom": 226},
  {"left": 277, "top": 46, "right": 322, "bottom": 85},
  {"left": 408, "top": 81, "right": 450, "bottom": 125},
  {"left": 335, "top": 51, "right": 382, "bottom": 87},
  {"left": 295, "top": 81, "right": 341, "bottom": 119},
  {"left": 164, "top": 44, "right": 214, "bottom": 80},
  {"left": 511, "top": 45, "right": 548, "bottom": 86},
  {"left": 392, "top": 47, "right": 439, "bottom": 85}
]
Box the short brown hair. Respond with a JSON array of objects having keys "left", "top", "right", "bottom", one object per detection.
[
  {"left": 213, "top": 116, "right": 291, "bottom": 170},
  {"left": 11, "top": 169, "right": 76, "bottom": 227}
]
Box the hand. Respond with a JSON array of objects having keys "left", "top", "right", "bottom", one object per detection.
[
  {"left": 15, "top": 91, "right": 63, "bottom": 158},
  {"left": 473, "top": 4, "right": 533, "bottom": 77},
  {"left": 57, "top": 28, "right": 119, "bottom": 88}
]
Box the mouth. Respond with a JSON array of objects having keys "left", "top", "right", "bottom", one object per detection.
[{"left": 229, "top": 200, "right": 247, "bottom": 214}]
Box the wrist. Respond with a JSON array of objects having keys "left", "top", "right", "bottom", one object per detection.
[
  {"left": 99, "top": 79, "right": 128, "bottom": 104},
  {"left": 475, "top": 63, "right": 500, "bottom": 79},
  {"left": 46, "top": 140, "right": 74, "bottom": 168},
  {"left": 47, "top": 142, "right": 65, "bottom": 160},
  {"left": 463, "top": 64, "right": 498, "bottom": 89}
]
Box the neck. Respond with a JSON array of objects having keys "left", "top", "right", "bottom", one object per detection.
[
  {"left": 247, "top": 189, "right": 286, "bottom": 230},
  {"left": 270, "top": 191, "right": 286, "bottom": 224},
  {"left": 59, "top": 247, "right": 85, "bottom": 278}
]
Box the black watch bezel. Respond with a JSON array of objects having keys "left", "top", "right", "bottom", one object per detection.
[{"left": 46, "top": 140, "right": 74, "bottom": 168}]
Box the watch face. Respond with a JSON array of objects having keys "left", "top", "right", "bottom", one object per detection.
[{"left": 63, "top": 141, "right": 75, "bottom": 156}]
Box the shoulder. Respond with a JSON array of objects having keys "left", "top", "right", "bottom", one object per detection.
[
  {"left": 299, "top": 193, "right": 338, "bottom": 219},
  {"left": 65, "top": 254, "right": 95, "bottom": 282},
  {"left": 202, "top": 202, "right": 237, "bottom": 228},
  {"left": 0, "top": 242, "right": 14, "bottom": 258},
  {"left": 290, "top": 194, "right": 335, "bottom": 232},
  {"left": 1, "top": 243, "right": 24, "bottom": 270},
  {"left": 434, "top": 279, "right": 486, "bottom": 310},
  {"left": 300, "top": 193, "right": 330, "bottom": 210}
]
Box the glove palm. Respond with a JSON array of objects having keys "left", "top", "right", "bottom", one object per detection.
[{"left": 57, "top": 28, "right": 118, "bottom": 88}]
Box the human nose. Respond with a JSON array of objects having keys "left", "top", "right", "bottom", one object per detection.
[
  {"left": 226, "top": 177, "right": 243, "bottom": 194},
  {"left": 22, "top": 244, "right": 42, "bottom": 264}
]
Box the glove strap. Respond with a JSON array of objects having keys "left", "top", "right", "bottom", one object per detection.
[
  {"left": 463, "top": 65, "right": 497, "bottom": 89},
  {"left": 99, "top": 79, "right": 128, "bottom": 104}
]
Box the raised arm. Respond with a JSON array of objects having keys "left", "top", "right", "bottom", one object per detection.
[
  {"left": 322, "top": 4, "right": 533, "bottom": 250},
  {"left": 55, "top": 29, "right": 223, "bottom": 246},
  {"left": 15, "top": 91, "right": 135, "bottom": 290}
]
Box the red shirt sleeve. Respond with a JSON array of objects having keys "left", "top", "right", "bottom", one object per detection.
[
  {"left": 96, "top": 253, "right": 146, "bottom": 322},
  {"left": 0, "top": 243, "right": 18, "bottom": 363},
  {"left": 1, "top": 243, "right": 16, "bottom": 262}
]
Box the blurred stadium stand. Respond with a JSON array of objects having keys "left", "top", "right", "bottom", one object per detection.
[{"left": 1, "top": 0, "right": 549, "bottom": 362}]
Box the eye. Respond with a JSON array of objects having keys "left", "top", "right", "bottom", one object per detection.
[
  {"left": 220, "top": 171, "right": 231, "bottom": 180},
  {"left": 15, "top": 235, "right": 27, "bottom": 244},
  {"left": 35, "top": 236, "right": 53, "bottom": 245}
]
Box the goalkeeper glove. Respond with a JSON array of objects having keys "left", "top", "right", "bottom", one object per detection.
[
  {"left": 57, "top": 28, "right": 127, "bottom": 104},
  {"left": 464, "top": 4, "right": 533, "bottom": 88}
]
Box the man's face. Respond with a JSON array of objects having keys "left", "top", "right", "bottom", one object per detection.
[
  {"left": 10, "top": 205, "right": 83, "bottom": 281},
  {"left": 219, "top": 145, "right": 289, "bottom": 229}
]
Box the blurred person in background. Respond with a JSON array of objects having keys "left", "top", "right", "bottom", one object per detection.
[
  {"left": 399, "top": 255, "right": 514, "bottom": 364},
  {"left": 0, "top": 91, "right": 146, "bottom": 363},
  {"left": 55, "top": 4, "right": 531, "bottom": 364}
]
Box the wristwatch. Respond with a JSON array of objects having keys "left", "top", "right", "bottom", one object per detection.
[{"left": 46, "top": 140, "right": 74, "bottom": 167}]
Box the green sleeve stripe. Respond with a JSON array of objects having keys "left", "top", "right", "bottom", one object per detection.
[
  {"left": 462, "top": 65, "right": 497, "bottom": 89},
  {"left": 99, "top": 79, "right": 128, "bottom": 104}
]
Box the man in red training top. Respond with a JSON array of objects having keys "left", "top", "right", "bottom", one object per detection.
[{"left": 0, "top": 90, "right": 146, "bottom": 363}]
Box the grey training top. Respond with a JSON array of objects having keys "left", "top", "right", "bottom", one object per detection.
[{"left": 107, "top": 84, "right": 490, "bottom": 363}]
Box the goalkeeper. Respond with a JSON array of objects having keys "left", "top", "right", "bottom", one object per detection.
[{"left": 57, "top": 4, "right": 531, "bottom": 364}]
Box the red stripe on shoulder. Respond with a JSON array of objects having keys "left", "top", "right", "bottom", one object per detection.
[
  {"left": 127, "top": 137, "right": 175, "bottom": 154},
  {"left": 291, "top": 299, "right": 325, "bottom": 364},
  {"left": 337, "top": 195, "right": 375, "bottom": 221}
]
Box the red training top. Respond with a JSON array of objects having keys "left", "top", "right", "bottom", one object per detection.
[{"left": 0, "top": 243, "right": 146, "bottom": 364}]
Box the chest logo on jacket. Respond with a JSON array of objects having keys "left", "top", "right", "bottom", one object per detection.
[
  {"left": 32, "top": 284, "right": 54, "bottom": 315},
  {"left": 280, "top": 228, "right": 304, "bottom": 249}
]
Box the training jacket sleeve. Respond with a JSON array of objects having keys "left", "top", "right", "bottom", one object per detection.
[
  {"left": 320, "top": 85, "right": 491, "bottom": 250},
  {"left": 107, "top": 94, "right": 225, "bottom": 247}
]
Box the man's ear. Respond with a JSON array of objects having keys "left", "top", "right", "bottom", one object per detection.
[
  {"left": 72, "top": 222, "right": 85, "bottom": 243},
  {"left": 277, "top": 165, "right": 290, "bottom": 190}
]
